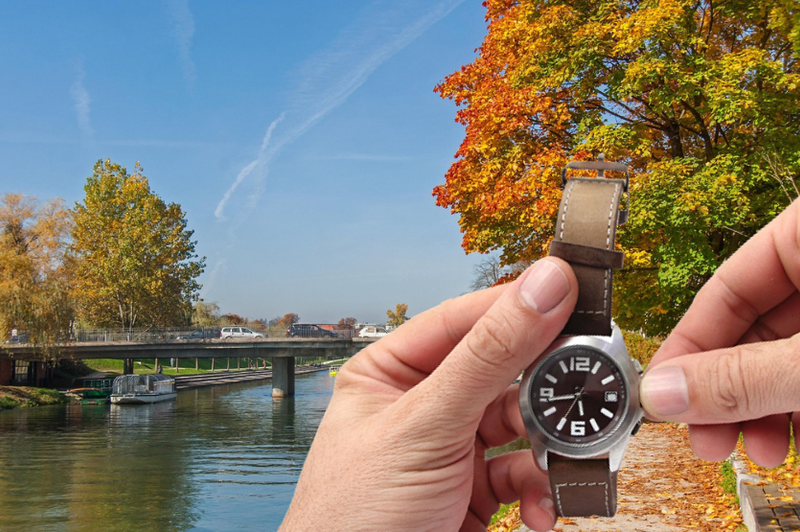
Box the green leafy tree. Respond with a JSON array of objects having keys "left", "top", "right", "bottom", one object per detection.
[
  {"left": 71, "top": 159, "right": 205, "bottom": 332},
  {"left": 387, "top": 304, "right": 408, "bottom": 327},
  {"left": 0, "top": 194, "right": 73, "bottom": 344},
  {"left": 436, "top": 0, "right": 800, "bottom": 335},
  {"left": 192, "top": 300, "right": 221, "bottom": 326}
]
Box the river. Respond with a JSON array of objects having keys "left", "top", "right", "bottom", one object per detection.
[{"left": 0, "top": 371, "right": 334, "bottom": 532}]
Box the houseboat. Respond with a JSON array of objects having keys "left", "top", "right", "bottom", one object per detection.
[
  {"left": 69, "top": 373, "right": 115, "bottom": 404},
  {"left": 110, "top": 373, "right": 177, "bottom": 404}
]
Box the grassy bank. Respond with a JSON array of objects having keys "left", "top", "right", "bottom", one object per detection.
[{"left": 0, "top": 386, "right": 67, "bottom": 410}]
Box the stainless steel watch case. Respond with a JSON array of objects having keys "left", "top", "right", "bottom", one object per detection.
[{"left": 519, "top": 325, "right": 644, "bottom": 473}]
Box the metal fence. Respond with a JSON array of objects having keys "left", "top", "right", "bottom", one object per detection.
[
  {"left": 71, "top": 325, "right": 364, "bottom": 343},
  {"left": 73, "top": 327, "right": 217, "bottom": 343}
]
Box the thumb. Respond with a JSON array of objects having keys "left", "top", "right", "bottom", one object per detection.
[
  {"left": 418, "top": 257, "right": 578, "bottom": 422},
  {"left": 640, "top": 336, "right": 800, "bottom": 423}
]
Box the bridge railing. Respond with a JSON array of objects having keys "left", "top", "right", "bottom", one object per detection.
[
  {"left": 73, "top": 327, "right": 205, "bottom": 343},
  {"left": 71, "top": 326, "right": 363, "bottom": 343}
]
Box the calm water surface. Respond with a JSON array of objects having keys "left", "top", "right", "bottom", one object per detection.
[{"left": 0, "top": 371, "right": 334, "bottom": 532}]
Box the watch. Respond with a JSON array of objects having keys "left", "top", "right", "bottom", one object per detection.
[{"left": 519, "top": 156, "right": 644, "bottom": 518}]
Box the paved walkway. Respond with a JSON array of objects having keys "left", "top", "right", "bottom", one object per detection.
[
  {"left": 733, "top": 453, "right": 800, "bottom": 532},
  {"left": 516, "top": 423, "right": 742, "bottom": 531}
]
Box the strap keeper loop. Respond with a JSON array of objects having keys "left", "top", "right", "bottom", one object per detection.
[{"left": 549, "top": 241, "right": 624, "bottom": 270}]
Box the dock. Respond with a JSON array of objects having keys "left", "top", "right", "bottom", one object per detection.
[{"left": 173, "top": 366, "right": 328, "bottom": 390}]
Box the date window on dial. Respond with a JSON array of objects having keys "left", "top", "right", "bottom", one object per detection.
[{"left": 604, "top": 391, "right": 619, "bottom": 403}]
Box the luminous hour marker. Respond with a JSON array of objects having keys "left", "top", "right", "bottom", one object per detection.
[
  {"left": 559, "top": 361, "right": 569, "bottom": 374},
  {"left": 543, "top": 406, "right": 557, "bottom": 417},
  {"left": 545, "top": 374, "right": 558, "bottom": 384},
  {"left": 601, "top": 375, "right": 615, "bottom": 385},
  {"left": 601, "top": 408, "right": 614, "bottom": 418},
  {"left": 591, "top": 361, "right": 601, "bottom": 374},
  {"left": 556, "top": 418, "right": 567, "bottom": 431},
  {"left": 590, "top": 418, "right": 600, "bottom": 432}
]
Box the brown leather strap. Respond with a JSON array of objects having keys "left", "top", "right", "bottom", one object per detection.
[
  {"left": 549, "top": 455, "right": 618, "bottom": 517},
  {"left": 549, "top": 177, "right": 626, "bottom": 337}
]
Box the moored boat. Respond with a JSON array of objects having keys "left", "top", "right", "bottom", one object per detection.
[
  {"left": 69, "top": 373, "right": 115, "bottom": 404},
  {"left": 110, "top": 374, "right": 177, "bottom": 404}
]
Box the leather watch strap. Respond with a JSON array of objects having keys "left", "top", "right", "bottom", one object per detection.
[
  {"left": 544, "top": 166, "right": 628, "bottom": 518},
  {"left": 549, "top": 176, "right": 626, "bottom": 337},
  {"left": 548, "top": 454, "right": 618, "bottom": 517}
]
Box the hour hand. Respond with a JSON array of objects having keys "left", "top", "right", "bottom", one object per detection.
[{"left": 549, "top": 394, "right": 578, "bottom": 402}]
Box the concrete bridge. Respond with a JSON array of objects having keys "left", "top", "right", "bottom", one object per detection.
[{"left": 0, "top": 338, "right": 372, "bottom": 397}]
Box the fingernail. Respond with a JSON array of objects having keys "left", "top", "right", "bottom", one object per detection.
[
  {"left": 640, "top": 366, "right": 689, "bottom": 417},
  {"left": 540, "top": 496, "right": 556, "bottom": 523},
  {"left": 519, "top": 260, "right": 570, "bottom": 314}
]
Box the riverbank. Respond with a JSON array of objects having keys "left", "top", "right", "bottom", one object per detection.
[{"left": 0, "top": 386, "right": 67, "bottom": 409}]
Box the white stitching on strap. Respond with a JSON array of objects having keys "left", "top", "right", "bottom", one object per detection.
[
  {"left": 559, "top": 180, "right": 577, "bottom": 240},
  {"left": 567, "top": 180, "right": 619, "bottom": 317},
  {"left": 554, "top": 481, "right": 610, "bottom": 516}
]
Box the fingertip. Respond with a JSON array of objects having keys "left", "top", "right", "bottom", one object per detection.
[
  {"left": 519, "top": 495, "right": 556, "bottom": 532},
  {"left": 689, "top": 423, "right": 740, "bottom": 462},
  {"left": 742, "top": 415, "right": 790, "bottom": 468}
]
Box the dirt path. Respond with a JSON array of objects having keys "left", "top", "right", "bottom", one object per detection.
[{"left": 516, "top": 423, "right": 742, "bottom": 532}]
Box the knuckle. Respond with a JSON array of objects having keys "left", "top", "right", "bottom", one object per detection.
[
  {"left": 707, "top": 348, "right": 751, "bottom": 417},
  {"left": 464, "top": 312, "right": 520, "bottom": 371}
]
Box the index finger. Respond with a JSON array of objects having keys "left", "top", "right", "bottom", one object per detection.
[{"left": 652, "top": 200, "right": 800, "bottom": 366}]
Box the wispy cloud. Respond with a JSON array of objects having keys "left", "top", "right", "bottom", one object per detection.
[
  {"left": 70, "top": 63, "right": 93, "bottom": 138},
  {"left": 170, "top": 0, "right": 196, "bottom": 87},
  {"left": 327, "top": 153, "right": 415, "bottom": 162},
  {"left": 214, "top": 113, "right": 284, "bottom": 221},
  {"left": 213, "top": 0, "right": 465, "bottom": 223}
]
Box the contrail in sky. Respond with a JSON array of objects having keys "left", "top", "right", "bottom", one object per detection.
[
  {"left": 170, "top": 0, "right": 196, "bottom": 87},
  {"left": 70, "top": 62, "right": 93, "bottom": 138},
  {"left": 213, "top": 0, "right": 466, "bottom": 223}
]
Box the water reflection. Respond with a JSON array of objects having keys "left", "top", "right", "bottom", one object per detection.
[{"left": 0, "top": 371, "right": 333, "bottom": 532}]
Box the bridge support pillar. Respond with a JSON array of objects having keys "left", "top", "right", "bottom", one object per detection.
[
  {"left": 272, "top": 357, "right": 295, "bottom": 398},
  {"left": 123, "top": 358, "right": 133, "bottom": 375}
]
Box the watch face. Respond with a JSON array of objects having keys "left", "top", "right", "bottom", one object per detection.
[{"left": 528, "top": 346, "right": 628, "bottom": 445}]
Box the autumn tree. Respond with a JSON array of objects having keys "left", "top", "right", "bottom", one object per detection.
[
  {"left": 222, "top": 313, "right": 246, "bottom": 325},
  {"left": 71, "top": 159, "right": 205, "bottom": 332},
  {"left": 387, "top": 304, "right": 408, "bottom": 327},
  {"left": 278, "top": 313, "right": 300, "bottom": 328},
  {"left": 337, "top": 317, "right": 357, "bottom": 330},
  {"left": 0, "top": 194, "right": 73, "bottom": 344},
  {"left": 436, "top": 0, "right": 800, "bottom": 335}
]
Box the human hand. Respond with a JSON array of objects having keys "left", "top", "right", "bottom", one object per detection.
[
  {"left": 279, "top": 258, "right": 578, "bottom": 532},
  {"left": 641, "top": 199, "right": 800, "bottom": 468}
]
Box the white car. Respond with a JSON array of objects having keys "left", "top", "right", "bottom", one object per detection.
[
  {"left": 220, "top": 326, "right": 266, "bottom": 340},
  {"left": 358, "top": 325, "right": 389, "bottom": 338}
]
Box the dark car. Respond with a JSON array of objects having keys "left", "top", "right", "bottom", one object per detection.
[
  {"left": 6, "top": 331, "right": 30, "bottom": 344},
  {"left": 286, "top": 324, "right": 339, "bottom": 338},
  {"left": 176, "top": 329, "right": 221, "bottom": 340}
]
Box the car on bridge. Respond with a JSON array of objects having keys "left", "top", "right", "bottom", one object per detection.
[
  {"left": 358, "top": 325, "right": 388, "bottom": 338},
  {"left": 286, "top": 324, "right": 340, "bottom": 338},
  {"left": 176, "top": 329, "right": 221, "bottom": 341},
  {"left": 5, "top": 330, "right": 30, "bottom": 344},
  {"left": 220, "top": 326, "right": 266, "bottom": 340}
]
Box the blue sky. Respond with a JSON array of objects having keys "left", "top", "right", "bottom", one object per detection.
[{"left": 0, "top": 0, "right": 489, "bottom": 324}]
